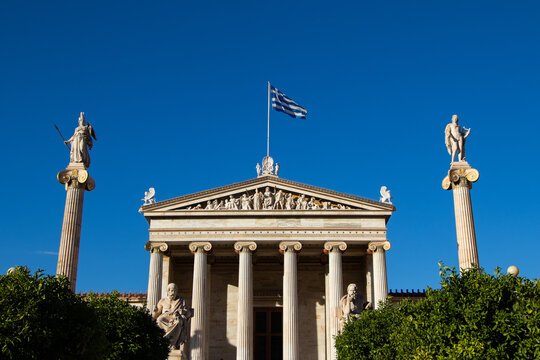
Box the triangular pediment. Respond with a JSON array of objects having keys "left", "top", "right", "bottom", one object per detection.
[{"left": 140, "top": 176, "right": 395, "bottom": 214}]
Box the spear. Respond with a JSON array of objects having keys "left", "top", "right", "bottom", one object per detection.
[{"left": 54, "top": 124, "right": 70, "bottom": 151}]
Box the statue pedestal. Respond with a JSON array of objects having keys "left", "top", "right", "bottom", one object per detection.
[
  {"left": 442, "top": 162, "right": 480, "bottom": 273},
  {"left": 66, "top": 162, "right": 86, "bottom": 170},
  {"left": 449, "top": 160, "right": 470, "bottom": 170}
]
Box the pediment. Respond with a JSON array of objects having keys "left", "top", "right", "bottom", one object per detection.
[{"left": 141, "top": 176, "right": 394, "bottom": 214}]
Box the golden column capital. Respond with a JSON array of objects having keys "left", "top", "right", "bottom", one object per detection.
[
  {"left": 442, "top": 164, "right": 479, "bottom": 190},
  {"left": 279, "top": 241, "right": 302, "bottom": 254},
  {"left": 144, "top": 241, "right": 168, "bottom": 253},
  {"left": 368, "top": 241, "right": 391, "bottom": 252},
  {"left": 58, "top": 168, "right": 95, "bottom": 191},
  {"left": 189, "top": 241, "right": 213, "bottom": 254},
  {"left": 323, "top": 241, "right": 347, "bottom": 254},
  {"left": 234, "top": 241, "right": 257, "bottom": 253}
]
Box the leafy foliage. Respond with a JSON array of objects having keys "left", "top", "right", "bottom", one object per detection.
[
  {"left": 336, "top": 265, "right": 540, "bottom": 360},
  {"left": 0, "top": 267, "right": 169, "bottom": 360},
  {"left": 0, "top": 267, "right": 108, "bottom": 360},
  {"left": 87, "top": 293, "right": 169, "bottom": 360}
]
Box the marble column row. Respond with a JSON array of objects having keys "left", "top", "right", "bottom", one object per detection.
[{"left": 146, "top": 240, "right": 390, "bottom": 360}]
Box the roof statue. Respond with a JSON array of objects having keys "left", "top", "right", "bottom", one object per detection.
[
  {"left": 142, "top": 187, "right": 156, "bottom": 205},
  {"left": 380, "top": 186, "right": 393, "bottom": 204},
  {"left": 256, "top": 163, "right": 261, "bottom": 177},
  {"left": 275, "top": 163, "right": 280, "bottom": 177},
  {"left": 262, "top": 155, "right": 274, "bottom": 175},
  {"left": 444, "top": 114, "right": 470, "bottom": 163},
  {"left": 65, "top": 112, "right": 97, "bottom": 169}
]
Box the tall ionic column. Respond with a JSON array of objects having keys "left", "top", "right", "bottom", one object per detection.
[
  {"left": 442, "top": 164, "right": 480, "bottom": 272},
  {"left": 368, "top": 241, "right": 391, "bottom": 309},
  {"left": 189, "top": 242, "right": 212, "bottom": 360},
  {"left": 56, "top": 168, "right": 95, "bottom": 292},
  {"left": 234, "top": 241, "right": 257, "bottom": 360},
  {"left": 279, "top": 241, "right": 302, "bottom": 360},
  {"left": 324, "top": 241, "right": 347, "bottom": 360},
  {"left": 145, "top": 242, "right": 167, "bottom": 313}
]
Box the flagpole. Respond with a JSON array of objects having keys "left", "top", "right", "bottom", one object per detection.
[{"left": 267, "top": 81, "right": 270, "bottom": 157}]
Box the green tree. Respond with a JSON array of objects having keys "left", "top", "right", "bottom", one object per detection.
[
  {"left": 335, "top": 301, "right": 407, "bottom": 360},
  {"left": 0, "top": 267, "right": 108, "bottom": 360},
  {"left": 336, "top": 265, "right": 540, "bottom": 360},
  {"left": 87, "top": 293, "right": 170, "bottom": 360}
]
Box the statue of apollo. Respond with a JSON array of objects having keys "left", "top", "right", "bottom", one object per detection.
[{"left": 444, "top": 114, "right": 470, "bottom": 163}]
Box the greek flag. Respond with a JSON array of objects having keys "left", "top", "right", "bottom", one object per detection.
[{"left": 271, "top": 85, "right": 308, "bottom": 119}]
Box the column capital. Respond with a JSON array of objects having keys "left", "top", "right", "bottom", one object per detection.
[
  {"left": 145, "top": 241, "right": 168, "bottom": 253},
  {"left": 189, "top": 241, "right": 212, "bottom": 254},
  {"left": 279, "top": 241, "right": 302, "bottom": 253},
  {"left": 234, "top": 241, "right": 257, "bottom": 253},
  {"left": 442, "top": 166, "right": 479, "bottom": 190},
  {"left": 368, "top": 241, "right": 391, "bottom": 252},
  {"left": 58, "top": 168, "right": 95, "bottom": 191},
  {"left": 323, "top": 241, "right": 347, "bottom": 254}
]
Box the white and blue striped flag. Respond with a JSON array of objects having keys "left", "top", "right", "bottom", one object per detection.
[{"left": 271, "top": 85, "right": 308, "bottom": 119}]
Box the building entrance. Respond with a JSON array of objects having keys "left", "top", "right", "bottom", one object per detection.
[{"left": 254, "top": 307, "right": 283, "bottom": 360}]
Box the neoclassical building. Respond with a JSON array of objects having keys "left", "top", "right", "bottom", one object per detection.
[{"left": 139, "top": 167, "right": 395, "bottom": 360}]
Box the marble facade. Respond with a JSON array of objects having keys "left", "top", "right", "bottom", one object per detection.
[{"left": 140, "top": 175, "right": 395, "bottom": 360}]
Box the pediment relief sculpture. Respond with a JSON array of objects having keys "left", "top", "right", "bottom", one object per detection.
[{"left": 183, "top": 186, "right": 353, "bottom": 211}]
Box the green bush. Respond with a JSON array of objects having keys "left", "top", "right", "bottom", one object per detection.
[
  {"left": 0, "top": 267, "right": 108, "bottom": 360},
  {"left": 0, "top": 267, "right": 170, "bottom": 360},
  {"left": 336, "top": 265, "right": 540, "bottom": 360},
  {"left": 87, "top": 293, "right": 169, "bottom": 360}
]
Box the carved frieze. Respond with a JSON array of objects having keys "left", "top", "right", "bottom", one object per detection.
[{"left": 182, "top": 186, "right": 354, "bottom": 211}]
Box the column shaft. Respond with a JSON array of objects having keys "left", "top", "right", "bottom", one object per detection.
[
  {"left": 146, "top": 248, "right": 163, "bottom": 313},
  {"left": 365, "top": 254, "right": 373, "bottom": 307},
  {"left": 372, "top": 248, "right": 388, "bottom": 309},
  {"left": 283, "top": 248, "right": 299, "bottom": 360},
  {"left": 161, "top": 255, "right": 170, "bottom": 299},
  {"left": 237, "top": 247, "right": 253, "bottom": 360},
  {"left": 324, "top": 265, "right": 331, "bottom": 360},
  {"left": 56, "top": 186, "right": 85, "bottom": 291},
  {"left": 328, "top": 248, "right": 343, "bottom": 360},
  {"left": 452, "top": 184, "right": 479, "bottom": 271},
  {"left": 190, "top": 247, "right": 208, "bottom": 360}
]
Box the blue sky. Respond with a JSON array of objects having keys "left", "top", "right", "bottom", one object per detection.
[{"left": 1, "top": 1, "right": 538, "bottom": 293}]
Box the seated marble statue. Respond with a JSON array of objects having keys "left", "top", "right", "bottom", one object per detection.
[
  {"left": 338, "top": 283, "right": 368, "bottom": 330},
  {"left": 152, "top": 283, "right": 193, "bottom": 349}
]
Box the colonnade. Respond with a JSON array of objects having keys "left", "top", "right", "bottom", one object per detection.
[{"left": 146, "top": 240, "right": 390, "bottom": 360}]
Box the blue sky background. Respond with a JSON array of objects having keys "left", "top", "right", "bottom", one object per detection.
[{"left": 1, "top": 1, "right": 538, "bottom": 293}]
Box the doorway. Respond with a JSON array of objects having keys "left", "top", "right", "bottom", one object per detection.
[{"left": 254, "top": 307, "right": 283, "bottom": 360}]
